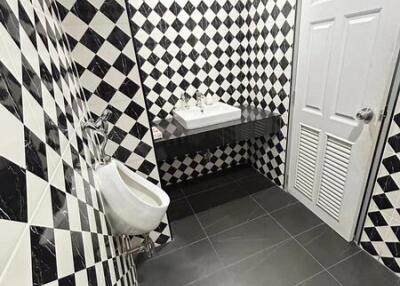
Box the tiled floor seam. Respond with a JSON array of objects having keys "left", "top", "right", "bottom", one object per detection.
[{"left": 250, "top": 195, "right": 344, "bottom": 286}]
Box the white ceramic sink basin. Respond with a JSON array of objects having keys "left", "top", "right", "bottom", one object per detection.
[
  {"left": 173, "top": 102, "right": 241, "bottom": 129},
  {"left": 95, "top": 159, "right": 170, "bottom": 235}
]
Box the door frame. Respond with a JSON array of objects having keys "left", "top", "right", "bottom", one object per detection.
[{"left": 284, "top": 0, "right": 400, "bottom": 242}]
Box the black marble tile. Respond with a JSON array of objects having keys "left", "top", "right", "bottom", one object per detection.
[
  {"left": 78, "top": 200, "right": 90, "bottom": 232},
  {"left": 25, "top": 127, "right": 48, "bottom": 181},
  {"left": 51, "top": 186, "right": 69, "bottom": 230},
  {"left": 63, "top": 161, "right": 76, "bottom": 196},
  {"left": 0, "top": 62, "right": 23, "bottom": 121},
  {"left": 30, "top": 226, "right": 58, "bottom": 285},
  {"left": 107, "top": 26, "right": 130, "bottom": 50},
  {"left": 80, "top": 28, "right": 105, "bottom": 53},
  {"left": 71, "top": 231, "right": 86, "bottom": 272},
  {"left": 86, "top": 265, "right": 98, "bottom": 286},
  {"left": 187, "top": 182, "right": 248, "bottom": 213},
  {"left": 91, "top": 233, "right": 101, "bottom": 263},
  {"left": 0, "top": 156, "right": 27, "bottom": 222},
  {"left": 59, "top": 273, "right": 76, "bottom": 286},
  {"left": 71, "top": 0, "right": 97, "bottom": 25},
  {"left": 94, "top": 209, "right": 102, "bottom": 233},
  {"left": 129, "top": 122, "right": 148, "bottom": 140},
  {"left": 44, "top": 112, "right": 60, "bottom": 154},
  {"left": 113, "top": 53, "right": 135, "bottom": 76},
  {"left": 22, "top": 56, "right": 42, "bottom": 106},
  {"left": 119, "top": 78, "right": 140, "bottom": 98},
  {"left": 0, "top": 1, "right": 20, "bottom": 46}
]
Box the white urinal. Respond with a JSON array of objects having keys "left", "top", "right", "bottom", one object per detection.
[{"left": 95, "top": 159, "right": 170, "bottom": 235}]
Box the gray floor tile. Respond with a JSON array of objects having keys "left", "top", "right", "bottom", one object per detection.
[
  {"left": 138, "top": 239, "right": 223, "bottom": 286},
  {"left": 187, "top": 269, "right": 237, "bottom": 286},
  {"left": 329, "top": 251, "right": 400, "bottom": 286},
  {"left": 210, "top": 215, "right": 290, "bottom": 265},
  {"left": 235, "top": 173, "right": 276, "bottom": 195},
  {"left": 252, "top": 186, "right": 298, "bottom": 213},
  {"left": 154, "top": 216, "right": 206, "bottom": 257},
  {"left": 296, "top": 224, "right": 359, "bottom": 268},
  {"left": 271, "top": 203, "right": 322, "bottom": 236},
  {"left": 167, "top": 198, "right": 194, "bottom": 221},
  {"left": 187, "top": 182, "right": 248, "bottom": 213},
  {"left": 197, "top": 196, "right": 266, "bottom": 236},
  {"left": 297, "top": 271, "right": 340, "bottom": 286},
  {"left": 181, "top": 171, "right": 233, "bottom": 196},
  {"left": 225, "top": 239, "right": 323, "bottom": 286}
]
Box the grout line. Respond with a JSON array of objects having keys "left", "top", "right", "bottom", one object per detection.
[{"left": 250, "top": 196, "right": 345, "bottom": 286}]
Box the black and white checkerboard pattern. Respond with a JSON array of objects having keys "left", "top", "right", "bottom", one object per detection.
[
  {"left": 0, "top": 0, "right": 154, "bottom": 284},
  {"left": 56, "top": 0, "right": 161, "bottom": 185},
  {"left": 360, "top": 106, "right": 400, "bottom": 275},
  {"left": 159, "top": 141, "right": 249, "bottom": 185},
  {"left": 127, "top": 0, "right": 295, "bottom": 186},
  {"left": 55, "top": 0, "right": 171, "bottom": 246}
]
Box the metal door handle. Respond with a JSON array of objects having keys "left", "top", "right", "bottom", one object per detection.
[{"left": 356, "top": 108, "right": 374, "bottom": 123}]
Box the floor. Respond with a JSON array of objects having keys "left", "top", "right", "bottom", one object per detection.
[{"left": 137, "top": 166, "right": 399, "bottom": 286}]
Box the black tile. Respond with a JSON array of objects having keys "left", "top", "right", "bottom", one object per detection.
[
  {"left": 134, "top": 141, "right": 151, "bottom": 157},
  {"left": 297, "top": 271, "right": 340, "bottom": 286},
  {"left": 167, "top": 198, "right": 194, "bottom": 221},
  {"left": 86, "top": 266, "right": 97, "bottom": 286},
  {"left": 138, "top": 239, "right": 223, "bottom": 286},
  {"left": 100, "top": 0, "right": 124, "bottom": 22},
  {"left": 103, "top": 260, "right": 112, "bottom": 286},
  {"left": 124, "top": 101, "right": 144, "bottom": 120},
  {"left": 71, "top": 231, "right": 86, "bottom": 272},
  {"left": 181, "top": 171, "right": 233, "bottom": 196},
  {"left": 79, "top": 200, "right": 90, "bottom": 231},
  {"left": 210, "top": 215, "right": 289, "bottom": 265},
  {"left": 129, "top": 122, "right": 148, "bottom": 140},
  {"left": 197, "top": 196, "right": 265, "bottom": 236},
  {"left": 187, "top": 182, "right": 248, "bottom": 213},
  {"left": 113, "top": 53, "right": 135, "bottom": 76},
  {"left": 0, "top": 1, "right": 20, "bottom": 46},
  {"left": 51, "top": 185, "right": 69, "bottom": 229},
  {"left": 162, "top": 184, "right": 185, "bottom": 201},
  {"left": 113, "top": 145, "right": 131, "bottom": 162},
  {"left": 224, "top": 239, "right": 322, "bottom": 286},
  {"left": 0, "top": 62, "right": 23, "bottom": 121},
  {"left": 22, "top": 56, "right": 42, "bottom": 106},
  {"left": 329, "top": 251, "right": 400, "bottom": 286},
  {"left": 0, "top": 156, "right": 27, "bottom": 222},
  {"left": 119, "top": 78, "right": 140, "bottom": 98},
  {"left": 236, "top": 173, "right": 276, "bottom": 195},
  {"left": 296, "top": 224, "right": 360, "bottom": 268},
  {"left": 382, "top": 155, "right": 400, "bottom": 174},
  {"left": 58, "top": 274, "right": 76, "bottom": 286},
  {"left": 25, "top": 127, "right": 48, "bottom": 181},
  {"left": 80, "top": 28, "right": 105, "bottom": 53},
  {"left": 44, "top": 112, "right": 60, "bottom": 154},
  {"left": 63, "top": 161, "right": 76, "bottom": 196},
  {"left": 155, "top": 215, "right": 206, "bottom": 257},
  {"left": 252, "top": 186, "right": 298, "bottom": 213},
  {"left": 71, "top": 1, "right": 97, "bottom": 25},
  {"left": 107, "top": 27, "right": 130, "bottom": 50},
  {"left": 91, "top": 233, "right": 101, "bottom": 263},
  {"left": 30, "top": 226, "right": 58, "bottom": 285},
  {"left": 271, "top": 203, "right": 322, "bottom": 236},
  {"left": 96, "top": 80, "right": 116, "bottom": 102},
  {"left": 87, "top": 55, "right": 111, "bottom": 78}
]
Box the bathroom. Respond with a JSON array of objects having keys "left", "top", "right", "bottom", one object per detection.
[{"left": 1, "top": 0, "right": 400, "bottom": 285}]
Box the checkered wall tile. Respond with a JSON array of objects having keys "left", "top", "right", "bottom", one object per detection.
[
  {"left": 55, "top": 0, "right": 171, "bottom": 246},
  {"left": 360, "top": 104, "right": 400, "bottom": 275},
  {"left": 0, "top": 0, "right": 145, "bottom": 284},
  {"left": 159, "top": 141, "right": 249, "bottom": 185},
  {"left": 126, "top": 0, "right": 295, "bottom": 187}
]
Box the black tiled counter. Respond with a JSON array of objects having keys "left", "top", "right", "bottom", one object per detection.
[{"left": 153, "top": 105, "right": 282, "bottom": 161}]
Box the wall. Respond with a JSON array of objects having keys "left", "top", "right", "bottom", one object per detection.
[
  {"left": 361, "top": 94, "right": 400, "bottom": 275},
  {"left": 126, "top": 0, "right": 295, "bottom": 186},
  {"left": 55, "top": 0, "right": 171, "bottom": 245},
  {"left": 0, "top": 0, "right": 138, "bottom": 284}
]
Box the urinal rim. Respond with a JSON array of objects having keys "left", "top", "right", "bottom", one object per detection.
[{"left": 108, "top": 159, "right": 170, "bottom": 209}]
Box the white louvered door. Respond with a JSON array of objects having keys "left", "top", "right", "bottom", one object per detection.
[{"left": 288, "top": 0, "right": 400, "bottom": 240}]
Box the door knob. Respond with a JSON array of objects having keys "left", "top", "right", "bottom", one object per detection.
[{"left": 356, "top": 108, "right": 374, "bottom": 123}]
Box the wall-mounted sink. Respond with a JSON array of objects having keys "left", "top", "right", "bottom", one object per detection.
[{"left": 173, "top": 102, "right": 241, "bottom": 129}]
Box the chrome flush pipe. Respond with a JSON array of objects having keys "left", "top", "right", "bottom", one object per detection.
[{"left": 82, "top": 109, "right": 113, "bottom": 165}]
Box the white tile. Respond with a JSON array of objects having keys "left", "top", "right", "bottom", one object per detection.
[
  {"left": 0, "top": 105, "right": 25, "bottom": 168},
  {"left": 0, "top": 26, "right": 22, "bottom": 81},
  {"left": 96, "top": 262, "right": 106, "bottom": 286},
  {"left": 54, "top": 229, "right": 74, "bottom": 278},
  {"left": 82, "top": 231, "right": 95, "bottom": 268},
  {"left": 27, "top": 171, "right": 48, "bottom": 219},
  {"left": 67, "top": 194, "right": 82, "bottom": 232},
  {"left": 0, "top": 226, "right": 32, "bottom": 286},
  {"left": 75, "top": 269, "right": 89, "bottom": 286},
  {"left": 30, "top": 186, "right": 53, "bottom": 228}
]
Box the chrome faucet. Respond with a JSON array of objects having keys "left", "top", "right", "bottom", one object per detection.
[
  {"left": 195, "top": 91, "right": 205, "bottom": 112},
  {"left": 82, "top": 109, "right": 112, "bottom": 165}
]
